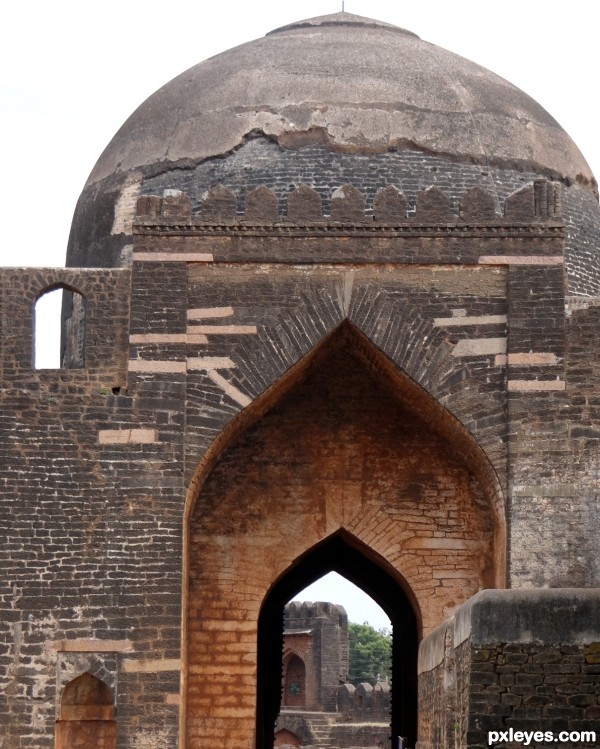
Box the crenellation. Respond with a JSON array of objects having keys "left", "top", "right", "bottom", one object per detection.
[
  {"left": 459, "top": 187, "right": 498, "bottom": 222},
  {"left": 244, "top": 185, "right": 279, "bottom": 222},
  {"left": 373, "top": 185, "right": 408, "bottom": 222},
  {"left": 133, "top": 180, "right": 564, "bottom": 230},
  {"left": 287, "top": 184, "right": 323, "bottom": 222},
  {"left": 330, "top": 184, "right": 366, "bottom": 223},
  {"left": 199, "top": 185, "right": 237, "bottom": 223},
  {"left": 415, "top": 185, "right": 452, "bottom": 222},
  {"left": 161, "top": 190, "right": 192, "bottom": 221}
]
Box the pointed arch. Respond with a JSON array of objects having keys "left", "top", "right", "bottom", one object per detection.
[
  {"left": 55, "top": 673, "right": 115, "bottom": 749},
  {"left": 184, "top": 321, "right": 505, "bottom": 548},
  {"left": 258, "top": 530, "right": 419, "bottom": 749},
  {"left": 182, "top": 321, "right": 506, "bottom": 749},
  {"left": 282, "top": 653, "right": 306, "bottom": 708}
]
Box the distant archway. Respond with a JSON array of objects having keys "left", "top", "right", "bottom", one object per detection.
[
  {"left": 257, "top": 532, "right": 418, "bottom": 749},
  {"left": 283, "top": 653, "right": 306, "bottom": 708}
]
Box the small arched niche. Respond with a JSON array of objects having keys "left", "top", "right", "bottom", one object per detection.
[
  {"left": 275, "top": 728, "right": 301, "bottom": 747},
  {"left": 55, "top": 673, "right": 115, "bottom": 749},
  {"left": 283, "top": 653, "right": 306, "bottom": 708},
  {"left": 34, "top": 285, "right": 85, "bottom": 369}
]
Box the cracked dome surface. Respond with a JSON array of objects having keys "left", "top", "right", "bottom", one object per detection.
[{"left": 67, "top": 12, "right": 596, "bottom": 269}]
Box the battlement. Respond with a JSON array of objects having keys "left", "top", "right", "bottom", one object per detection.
[
  {"left": 135, "top": 180, "right": 562, "bottom": 227},
  {"left": 337, "top": 680, "right": 391, "bottom": 722},
  {"left": 285, "top": 600, "right": 348, "bottom": 625}
]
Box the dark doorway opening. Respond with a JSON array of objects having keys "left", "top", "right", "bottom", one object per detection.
[{"left": 257, "top": 532, "right": 419, "bottom": 749}]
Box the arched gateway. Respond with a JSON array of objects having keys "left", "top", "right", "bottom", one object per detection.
[
  {"left": 259, "top": 532, "right": 419, "bottom": 748},
  {"left": 184, "top": 326, "right": 504, "bottom": 748}
]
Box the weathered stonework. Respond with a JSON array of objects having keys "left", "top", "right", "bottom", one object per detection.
[
  {"left": 418, "top": 591, "right": 600, "bottom": 749},
  {"left": 2, "top": 11, "right": 600, "bottom": 749}
]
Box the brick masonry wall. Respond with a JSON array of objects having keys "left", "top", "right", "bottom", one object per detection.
[
  {"left": 2, "top": 164, "right": 600, "bottom": 749},
  {"left": 418, "top": 591, "right": 600, "bottom": 749},
  {"left": 509, "top": 298, "right": 600, "bottom": 588},
  {"left": 0, "top": 268, "right": 181, "bottom": 747},
  {"left": 71, "top": 140, "right": 600, "bottom": 300},
  {"left": 142, "top": 140, "right": 598, "bottom": 298}
]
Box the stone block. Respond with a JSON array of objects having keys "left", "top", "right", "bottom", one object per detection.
[
  {"left": 330, "top": 184, "right": 365, "bottom": 222},
  {"left": 287, "top": 185, "right": 322, "bottom": 222}
]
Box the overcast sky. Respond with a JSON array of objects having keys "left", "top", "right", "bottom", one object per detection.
[{"left": 2, "top": 1, "right": 598, "bottom": 626}]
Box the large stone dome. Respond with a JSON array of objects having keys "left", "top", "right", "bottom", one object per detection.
[
  {"left": 67, "top": 11, "right": 599, "bottom": 289},
  {"left": 87, "top": 12, "right": 590, "bottom": 183}
]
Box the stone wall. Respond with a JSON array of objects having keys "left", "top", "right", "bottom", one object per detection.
[
  {"left": 2, "top": 172, "right": 600, "bottom": 748},
  {"left": 418, "top": 590, "right": 600, "bottom": 749}
]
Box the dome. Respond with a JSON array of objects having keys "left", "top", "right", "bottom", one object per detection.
[{"left": 67, "top": 12, "right": 597, "bottom": 272}]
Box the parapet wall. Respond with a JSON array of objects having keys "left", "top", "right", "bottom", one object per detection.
[
  {"left": 285, "top": 601, "right": 349, "bottom": 630},
  {"left": 337, "top": 680, "right": 391, "bottom": 722},
  {"left": 418, "top": 590, "right": 600, "bottom": 749}
]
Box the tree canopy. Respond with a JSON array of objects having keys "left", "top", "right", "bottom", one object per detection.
[{"left": 348, "top": 622, "right": 391, "bottom": 685}]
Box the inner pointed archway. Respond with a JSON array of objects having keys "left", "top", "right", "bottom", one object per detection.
[
  {"left": 258, "top": 531, "right": 418, "bottom": 749},
  {"left": 283, "top": 653, "right": 307, "bottom": 708}
]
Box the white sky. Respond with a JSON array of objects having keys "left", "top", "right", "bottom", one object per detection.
[
  {"left": 2, "top": 1, "right": 598, "bottom": 622},
  {"left": 294, "top": 572, "right": 391, "bottom": 631}
]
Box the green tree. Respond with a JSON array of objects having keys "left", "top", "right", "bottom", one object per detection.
[{"left": 348, "top": 622, "right": 392, "bottom": 685}]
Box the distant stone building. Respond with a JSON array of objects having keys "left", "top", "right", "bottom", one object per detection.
[
  {"left": 2, "top": 11, "right": 600, "bottom": 749},
  {"left": 282, "top": 601, "right": 349, "bottom": 713},
  {"left": 276, "top": 601, "right": 390, "bottom": 748}
]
